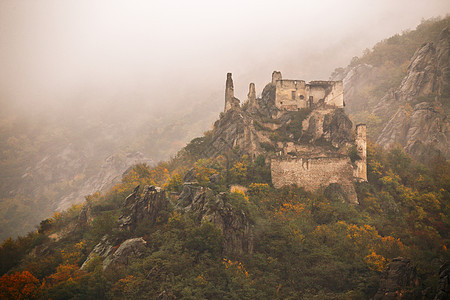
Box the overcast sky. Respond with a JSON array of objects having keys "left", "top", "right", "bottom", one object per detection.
[{"left": 1, "top": 0, "right": 449, "bottom": 116}]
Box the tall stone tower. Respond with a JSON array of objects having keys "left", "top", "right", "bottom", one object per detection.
[
  {"left": 224, "top": 73, "right": 234, "bottom": 112},
  {"left": 247, "top": 82, "right": 256, "bottom": 107},
  {"left": 354, "top": 124, "right": 367, "bottom": 182},
  {"left": 272, "top": 71, "right": 282, "bottom": 84}
]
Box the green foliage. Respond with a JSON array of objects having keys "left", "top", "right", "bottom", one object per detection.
[
  {"left": 286, "top": 108, "right": 311, "bottom": 140},
  {"left": 2, "top": 142, "right": 449, "bottom": 298},
  {"left": 348, "top": 145, "right": 361, "bottom": 163}
]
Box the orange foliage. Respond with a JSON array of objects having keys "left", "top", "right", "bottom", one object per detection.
[
  {"left": 364, "top": 250, "right": 387, "bottom": 272},
  {"left": 275, "top": 202, "right": 306, "bottom": 220},
  {"left": 0, "top": 271, "right": 42, "bottom": 299},
  {"left": 46, "top": 264, "right": 83, "bottom": 286}
]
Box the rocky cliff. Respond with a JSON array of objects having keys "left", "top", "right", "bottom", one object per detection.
[
  {"left": 333, "top": 26, "right": 449, "bottom": 163},
  {"left": 376, "top": 28, "right": 449, "bottom": 162},
  {"left": 177, "top": 181, "right": 254, "bottom": 254},
  {"left": 374, "top": 257, "right": 420, "bottom": 300}
]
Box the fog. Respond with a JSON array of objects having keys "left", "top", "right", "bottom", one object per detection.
[
  {"left": 1, "top": 0, "right": 449, "bottom": 119},
  {"left": 0, "top": 0, "right": 449, "bottom": 240}
]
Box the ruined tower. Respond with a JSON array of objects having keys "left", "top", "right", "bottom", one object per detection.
[
  {"left": 224, "top": 73, "right": 235, "bottom": 113},
  {"left": 272, "top": 71, "right": 282, "bottom": 84},
  {"left": 354, "top": 124, "right": 367, "bottom": 182},
  {"left": 247, "top": 83, "right": 256, "bottom": 107}
]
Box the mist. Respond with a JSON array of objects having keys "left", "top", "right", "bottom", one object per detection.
[{"left": 1, "top": 0, "right": 449, "bottom": 120}]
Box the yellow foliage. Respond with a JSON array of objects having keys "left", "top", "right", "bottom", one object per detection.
[
  {"left": 222, "top": 258, "right": 250, "bottom": 278},
  {"left": 61, "top": 240, "right": 86, "bottom": 264},
  {"left": 231, "top": 186, "right": 249, "bottom": 202},
  {"left": 364, "top": 251, "right": 387, "bottom": 272},
  {"left": 248, "top": 183, "right": 270, "bottom": 195},
  {"left": 275, "top": 202, "right": 306, "bottom": 221}
]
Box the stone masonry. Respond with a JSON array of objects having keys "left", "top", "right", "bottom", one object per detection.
[{"left": 219, "top": 71, "right": 366, "bottom": 203}]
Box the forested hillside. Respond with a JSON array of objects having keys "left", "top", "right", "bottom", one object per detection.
[
  {"left": 331, "top": 16, "right": 449, "bottom": 155},
  {"left": 0, "top": 139, "right": 448, "bottom": 299},
  {"left": 0, "top": 95, "right": 220, "bottom": 241},
  {"left": 1, "top": 16, "right": 449, "bottom": 300}
]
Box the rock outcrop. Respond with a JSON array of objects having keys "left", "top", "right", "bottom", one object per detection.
[
  {"left": 81, "top": 185, "right": 167, "bottom": 270},
  {"left": 119, "top": 185, "right": 169, "bottom": 230},
  {"left": 72, "top": 203, "right": 93, "bottom": 232},
  {"left": 80, "top": 235, "right": 119, "bottom": 270},
  {"left": 377, "top": 102, "right": 449, "bottom": 162},
  {"left": 379, "top": 29, "right": 449, "bottom": 162},
  {"left": 331, "top": 64, "right": 379, "bottom": 114},
  {"left": 375, "top": 28, "right": 449, "bottom": 162},
  {"left": 81, "top": 236, "right": 147, "bottom": 272},
  {"left": 177, "top": 183, "right": 254, "bottom": 254},
  {"left": 102, "top": 237, "right": 147, "bottom": 272},
  {"left": 333, "top": 27, "right": 449, "bottom": 163},
  {"left": 373, "top": 257, "right": 419, "bottom": 300},
  {"left": 434, "top": 261, "right": 450, "bottom": 300}
]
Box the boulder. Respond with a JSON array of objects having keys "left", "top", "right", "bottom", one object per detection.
[
  {"left": 103, "top": 237, "right": 147, "bottom": 272},
  {"left": 119, "top": 185, "right": 169, "bottom": 230}
]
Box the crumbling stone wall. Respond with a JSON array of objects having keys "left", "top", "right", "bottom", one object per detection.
[
  {"left": 224, "top": 73, "right": 240, "bottom": 112},
  {"left": 271, "top": 155, "right": 358, "bottom": 203},
  {"left": 354, "top": 124, "right": 367, "bottom": 182},
  {"left": 274, "top": 72, "right": 344, "bottom": 111}
]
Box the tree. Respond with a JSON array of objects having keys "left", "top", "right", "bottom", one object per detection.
[{"left": 0, "top": 271, "right": 41, "bottom": 299}]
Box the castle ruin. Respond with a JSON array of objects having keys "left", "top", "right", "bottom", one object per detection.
[
  {"left": 218, "top": 72, "right": 366, "bottom": 203},
  {"left": 273, "top": 72, "right": 344, "bottom": 111}
]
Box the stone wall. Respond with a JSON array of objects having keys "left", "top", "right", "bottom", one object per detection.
[
  {"left": 274, "top": 76, "right": 343, "bottom": 111},
  {"left": 354, "top": 124, "right": 367, "bottom": 182},
  {"left": 275, "top": 80, "right": 308, "bottom": 110},
  {"left": 271, "top": 155, "right": 358, "bottom": 203}
]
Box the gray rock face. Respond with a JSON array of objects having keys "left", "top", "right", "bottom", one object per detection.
[
  {"left": 323, "top": 108, "right": 354, "bottom": 148},
  {"left": 81, "top": 236, "right": 147, "bottom": 272},
  {"left": 373, "top": 257, "right": 419, "bottom": 300},
  {"left": 397, "top": 43, "right": 437, "bottom": 101},
  {"left": 434, "top": 261, "right": 450, "bottom": 300},
  {"left": 299, "top": 107, "right": 354, "bottom": 151},
  {"left": 375, "top": 28, "right": 449, "bottom": 162},
  {"left": 208, "top": 108, "right": 262, "bottom": 159},
  {"left": 102, "top": 237, "right": 147, "bottom": 272},
  {"left": 81, "top": 185, "right": 167, "bottom": 271},
  {"left": 73, "top": 203, "right": 93, "bottom": 232},
  {"left": 80, "top": 235, "right": 118, "bottom": 270},
  {"left": 334, "top": 27, "right": 449, "bottom": 163},
  {"left": 119, "top": 185, "right": 169, "bottom": 230},
  {"left": 377, "top": 101, "right": 449, "bottom": 162},
  {"left": 177, "top": 184, "right": 254, "bottom": 254}
]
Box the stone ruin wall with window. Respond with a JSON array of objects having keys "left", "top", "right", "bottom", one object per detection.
[{"left": 275, "top": 78, "right": 344, "bottom": 111}]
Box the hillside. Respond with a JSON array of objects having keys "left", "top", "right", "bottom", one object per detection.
[
  {"left": 0, "top": 95, "right": 220, "bottom": 241},
  {"left": 0, "top": 67, "right": 448, "bottom": 299}
]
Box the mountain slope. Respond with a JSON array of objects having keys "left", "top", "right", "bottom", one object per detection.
[
  {"left": 0, "top": 68, "right": 448, "bottom": 299},
  {"left": 331, "top": 17, "right": 450, "bottom": 163}
]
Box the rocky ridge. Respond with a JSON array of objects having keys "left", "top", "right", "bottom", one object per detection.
[{"left": 333, "top": 27, "right": 449, "bottom": 163}]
